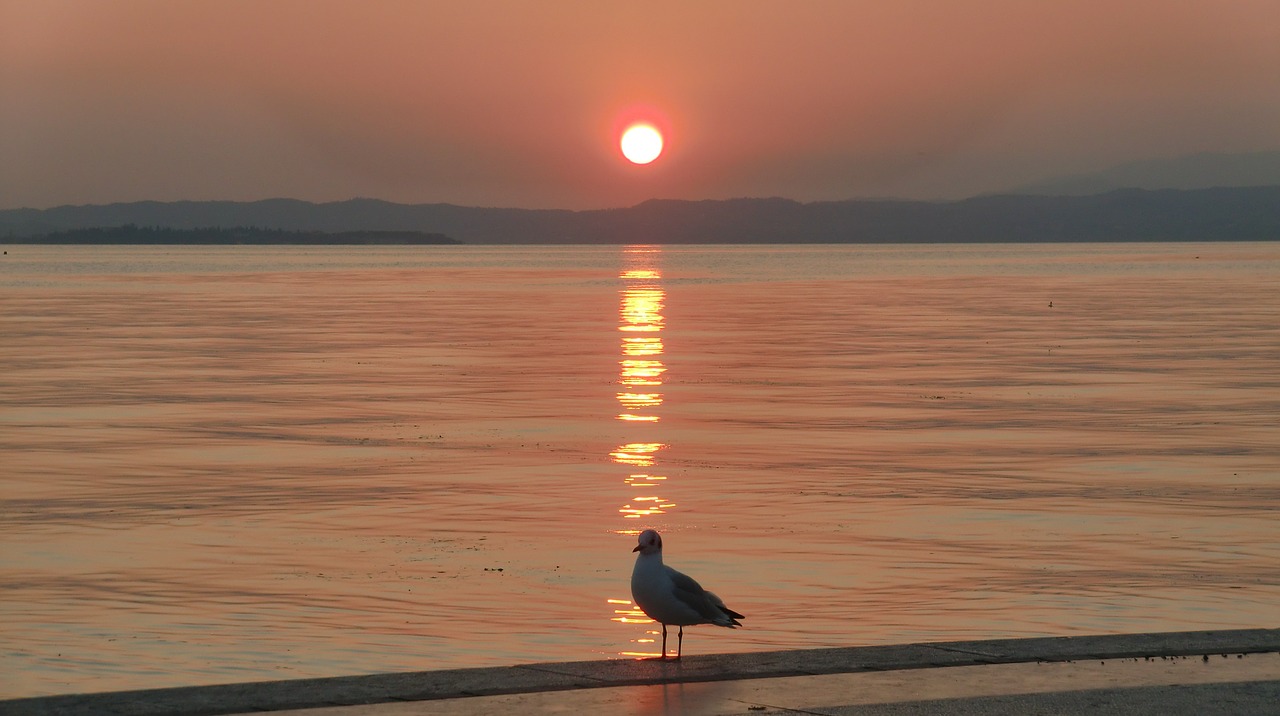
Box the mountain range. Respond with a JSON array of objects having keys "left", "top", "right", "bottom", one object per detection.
[
  {"left": 3, "top": 150, "right": 1278, "bottom": 243},
  {"left": 3, "top": 186, "right": 1277, "bottom": 244}
]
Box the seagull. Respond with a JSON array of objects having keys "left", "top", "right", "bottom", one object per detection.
[{"left": 630, "top": 529, "right": 743, "bottom": 659}]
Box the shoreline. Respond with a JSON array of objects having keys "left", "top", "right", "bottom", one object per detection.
[{"left": 6, "top": 628, "right": 1278, "bottom": 716}]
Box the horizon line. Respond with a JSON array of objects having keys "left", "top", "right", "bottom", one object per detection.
[{"left": 8, "top": 184, "right": 1280, "bottom": 214}]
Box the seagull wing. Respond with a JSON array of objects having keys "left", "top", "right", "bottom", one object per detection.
[{"left": 667, "top": 566, "right": 743, "bottom": 627}]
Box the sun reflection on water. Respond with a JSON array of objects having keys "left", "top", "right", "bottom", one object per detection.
[{"left": 608, "top": 246, "right": 671, "bottom": 657}]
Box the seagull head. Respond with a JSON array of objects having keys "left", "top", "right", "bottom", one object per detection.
[{"left": 632, "top": 529, "right": 662, "bottom": 554}]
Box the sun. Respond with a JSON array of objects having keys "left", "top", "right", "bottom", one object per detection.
[{"left": 620, "top": 123, "right": 664, "bottom": 165}]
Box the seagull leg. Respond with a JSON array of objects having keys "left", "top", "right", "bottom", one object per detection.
[
  {"left": 661, "top": 624, "right": 668, "bottom": 659},
  {"left": 676, "top": 626, "right": 683, "bottom": 660}
]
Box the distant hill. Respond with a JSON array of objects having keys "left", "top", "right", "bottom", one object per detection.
[
  {"left": 4, "top": 225, "right": 458, "bottom": 245},
  {"left": 2, "top": 186, "right": 1278, "bottom": 244},
  {"left": 1007, "top": 151, "right": 1280, "bottom": 196}
]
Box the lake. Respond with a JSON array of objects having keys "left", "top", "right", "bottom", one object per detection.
[{"left": 2, "top": 242, "right": 1278, "bottom": 698}]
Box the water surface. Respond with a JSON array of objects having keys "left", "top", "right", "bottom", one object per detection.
[{"left": 2, "top": 243, "right": 1277, "bottom": 697}]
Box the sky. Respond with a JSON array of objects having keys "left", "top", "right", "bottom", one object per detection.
[{"left": 2, "top": 1, "right": 1279, "bottom": 210}]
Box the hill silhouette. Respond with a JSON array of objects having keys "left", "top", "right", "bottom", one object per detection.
[
  {"left": 8, "top": 225, "right": 458, "bottom": 245},
  {"left": 2, "top": 187, "right": 1278, "bottom": 244}
]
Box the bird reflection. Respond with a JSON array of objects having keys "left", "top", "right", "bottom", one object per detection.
[{"left": 609, "top": 246, "right": 675, "bottom": 657}]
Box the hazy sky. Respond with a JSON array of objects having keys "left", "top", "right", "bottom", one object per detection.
[{"left": 3, "top": 1, "right": 1278, "bottom": 209}]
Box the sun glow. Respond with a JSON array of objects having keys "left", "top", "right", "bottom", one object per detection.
[{"left": 620, "top": 124, "right": 663, "bottom": 165}]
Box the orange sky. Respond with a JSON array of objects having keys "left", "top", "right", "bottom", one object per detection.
[{"left": 2, "top": 0, "right": 1278, "bottom": 209}]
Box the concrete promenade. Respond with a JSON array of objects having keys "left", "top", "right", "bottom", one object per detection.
[{"left": 5, "top": 629, "right": 1278, "bottom": 715}]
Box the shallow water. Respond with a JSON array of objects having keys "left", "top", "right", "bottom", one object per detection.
[{"left": 2, "top": 242, "right": 1278, "bottom": 698}]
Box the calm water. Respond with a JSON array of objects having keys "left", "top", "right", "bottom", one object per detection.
[{"left": 2, "top": 243, "right": 1278, "bottom": 698}]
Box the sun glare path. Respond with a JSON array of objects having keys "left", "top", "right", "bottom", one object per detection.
[{"left": 612, "top": 246, "right": 676, "bottom": 655}]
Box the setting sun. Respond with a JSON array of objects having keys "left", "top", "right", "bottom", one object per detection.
[{"left": 620, "top": 124, "right": 663, "bottom": 165}]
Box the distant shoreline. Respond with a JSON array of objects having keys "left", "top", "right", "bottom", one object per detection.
[
  {"left": 2, "top": 225, "right": 459, "bottom": 246},
  {"left": 3, "top": 187, "right": 1279, "bottom": 243}
]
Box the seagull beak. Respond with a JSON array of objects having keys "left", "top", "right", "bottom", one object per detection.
[{"left": 632, "top": 545, "right": 642, "bottom": 552}]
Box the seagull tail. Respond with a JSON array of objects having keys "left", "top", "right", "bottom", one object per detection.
[{"left": 707, "top": 591, "right": 745, "bottom": 627}]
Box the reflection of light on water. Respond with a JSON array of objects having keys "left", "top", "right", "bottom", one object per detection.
[
  {"left": 610, "top": 441, "right": 666, "bottom": 467},
  {"left": 616, "top": 262, "right": 667, "bottom": 427},
  {"left": 612, "top": 246, "right": 676, "bottom": 656},
  {"left": 625, "top": 474, "right": 667, "bottom": 487},
  {"left": 620, "top": 269, "right": 660, "bottom": 280},
  {"left": 616, "top": 392, "right": 663, "bottom": 411},
  {"left": 609, "top": 597, "right": 653, "bottom": 624},
  {"left": 619, "top": 495, "right": 677, "bottom": 519},
  {"left": 620, "top": 359, "right": 665, "bottom": 384},
  {"left": 623, "top": 337, "right": 663, "bottom": 356},
  {"left": 620, "top": 287, "right": 664, "bottom": 335},
  {"left": 610, "top": 597, "right": 662, "bottom": 657}
]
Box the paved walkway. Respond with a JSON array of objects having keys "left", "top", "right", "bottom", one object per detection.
[{"left": 6, "top": 629, "right": 1278, "bottom": 715}]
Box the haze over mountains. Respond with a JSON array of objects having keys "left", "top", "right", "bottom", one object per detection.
[
  {"left": 3, "top": 152, "right": 1278, "bottom": 244},
  {"left": 1006, "top": 150, "right": 1280, "bottom": 196}
]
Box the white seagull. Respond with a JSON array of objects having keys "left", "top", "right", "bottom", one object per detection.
[{"left": 630, "top": 529, "right": 744, "bottom": 659}]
